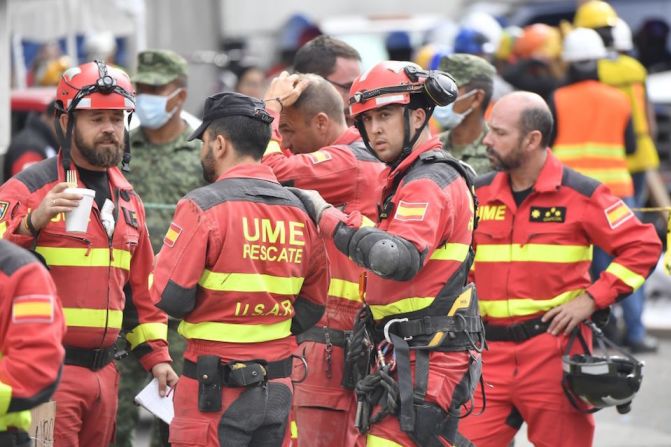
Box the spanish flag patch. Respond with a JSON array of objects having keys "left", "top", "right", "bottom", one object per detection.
[
  {"left": 164, "top": 222, "right": 183, "bottom": 247},
  {"left": 0, "top": 200, "right": 8, "bottom": 220},
  {"left": 394, "top": 200, "right": 429, "bottom": 222},
  {"left": 308, "top": 150, "right": 332, "bottom": 164},
  {"left": 605, "top": 200, "right": 634, "bottom": 229},
  {"left": 12, "top": 295, "right": 54, "bottom": 324}
]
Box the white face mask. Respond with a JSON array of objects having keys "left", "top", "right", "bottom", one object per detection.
[
  {"left": 135, "top": 88, "right": 182, "bottom": 129},
  {"left": 433, "top": 89, "right": 478, "bottom": 130}
]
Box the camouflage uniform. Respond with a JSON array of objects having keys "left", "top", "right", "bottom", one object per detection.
[
  {"left": 439, "top": 124, "right": 492, "bottom": 175},
  {"left": 438, "top": 53, "right": 496, "bottom": 175},
  {"left": 114, "top": 49, "right": 202, "bottom": 447}
]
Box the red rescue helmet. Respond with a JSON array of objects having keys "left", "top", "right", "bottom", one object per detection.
[
  {"left": 348, "top": 61, "right": 457, "bottom": 118},
  {"left": 56, "top": 61, "right": 135, "bottom": 171},
  {"left": 57, "top": 60, "right": 135, "bottom": 113}
]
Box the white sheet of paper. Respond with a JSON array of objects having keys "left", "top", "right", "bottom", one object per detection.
[{"left": 134, "top": 377, "right": 174, "bottom": 424}]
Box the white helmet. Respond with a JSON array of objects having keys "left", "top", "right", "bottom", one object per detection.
[
  {"left": 613, "top": 18, "right": 634, "bottom": 52},
  {"left": 562, "top": 28, "right": 608, "bottom": 62}
]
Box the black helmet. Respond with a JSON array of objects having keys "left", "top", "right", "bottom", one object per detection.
[{"left": 561, "top": 321, "right": 644, "bottom": 415}]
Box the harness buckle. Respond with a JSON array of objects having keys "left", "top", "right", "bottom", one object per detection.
[{"left": 383, "top": 318, "right": 411, "bottom": 343}]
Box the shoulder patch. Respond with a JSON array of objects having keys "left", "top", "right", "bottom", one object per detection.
[
  {"left": 14, "top": 157, "right": 59, "bottom": 193},
  {"left": 605, "top": 200, "right": 634, "bottom": 229},
  {"left": 308, "top": 150, "right": 332, "bottom": 164},
  {"left": 164, "top": 222, "right": 183, "bottom": 247},
  {"left": 561, "top": 167, "right": 600, "bottom": 198},
  {"left": 474, "top": 171, "right": 497, "bottom": 188},
  {"left": 0, "top": 201, "right": 8, "bottom": 220},
  {"left": 12, "top": 294, "right": 54, "bottom": 324},
  {"left": 394, "top": 200, "right": 428, "bottom": 221}
]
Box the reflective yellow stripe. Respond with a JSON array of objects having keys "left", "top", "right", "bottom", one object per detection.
[
  {"left": 35, "top": 246, "right": 131, "bottom": 270},
  {"left": 178, "top": 319, "right": 292, "bottom": 343},
  {"left": 125, "top": 323, "right": 168, "bottom": 349},
  {"left": 360, "top": 216, "right": 375, "bottom": 228},
  {"left": 0, "top": 381, "right": 11, "bottom": 415},
  {"left": 367, "top": 434, "right": 404, "bottom": 447},
  {"left": 430, "top": 243, "right": 470, "bottom": 261},
  {"left": 370, "top": 297, "right": 434, "bottom": 320},
  {"left": 606, "top": 262, "right": 646, "bottom": 290},
  {"left": 199, "top": 270, "right": 304, "bottom": 295},
  {"left": 328, "top": 278, "right": 361, "bottom": 302},
  {"left": 479, "top": 289, "right": 583, "bottom": 318},
  {"left": 0, "top": 411, "right": 31, "bottom": 431},
  {"left": 0, "top": 221, "right": 7, "bottom": 239},
  {"left": 290, "top": 420, "right": 298, "bottom": 439},
  {"left": 553, "top": 143, "right": 626, "bottom": 159},
  {"left": 264, "top": 139, "right": 283, "bottom": 155},
  {"left": 63, "top": 308, "right": 123, "bottom": 329},
  {"left": 475, "top": 244, "right": 592, "bottom": 263}
]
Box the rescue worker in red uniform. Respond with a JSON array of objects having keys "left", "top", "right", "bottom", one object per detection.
[
  {"left": 0, "top": 61, "right": 175, "bottom": 447},
  {"left": 150, "top": 92, "right": 329, "bottom": 447},
  {"left": 460, "top": 91, "right": 661, "bottom": 447},
  {"left": 0, "top": 240, "right": 65, "bottom": 447},
  {"left": 262, "top": 73, "right": 385, "bottom": 447},
  {"left": 290, "top": 61, "right": 484, "bottom": 447}
]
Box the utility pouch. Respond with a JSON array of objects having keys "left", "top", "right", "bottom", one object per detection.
[
  {"left": 226, "top": 362, "right": 266, "bottom": 387},
  {"left": 196, "top": 355, "right": 223, "bottom": 412},
  {"left": 407, "top": 403, "right": 465, "bottom": 447}
]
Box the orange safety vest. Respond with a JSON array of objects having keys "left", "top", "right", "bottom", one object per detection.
[
  {"left": 552, "top": 79, "right": 633, "bottom": 198},
  {"left": 599, "top": 55, "right": 659, "bottom": 173}
]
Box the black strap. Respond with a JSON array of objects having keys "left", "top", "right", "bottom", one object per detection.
[
  {"left": 182, "top": 357, "right": 293, "bottom": 383},
  {"left": 390, "top": 333, "right": 415, "bottom": 433},
  {"left": 64, "top": 346, "right": 116, "bottom": 371},
  {"left": 392, "top": 315, "right": 482, "bottom": 339},
  {"left": 484, "top": 317, "right": 550, "bottom": 342},
  {"left": 296, "top": 326, "right": 350, "bottom": 347},
  {"left": 0, "top": 431, "right": 31, "bottom": 447}
]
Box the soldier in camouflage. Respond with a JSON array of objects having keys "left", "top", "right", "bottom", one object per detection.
[
  {"left": 437, "top": 53, "right": 496, "bottom": 174},
  {"left": 114, "top": 49, "right": 201, "bottom": 447}
]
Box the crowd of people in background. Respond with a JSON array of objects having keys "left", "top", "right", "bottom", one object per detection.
[{"left": 2, "top": 1, "right": 669, "bottom": 446}]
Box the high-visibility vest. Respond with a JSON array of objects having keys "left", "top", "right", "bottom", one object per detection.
[
  {"left": 599, "top": 55, "right": 659, "bottom": 173},
  {"left": 552, "top": 79, "right": 633, "bottom": 198}
]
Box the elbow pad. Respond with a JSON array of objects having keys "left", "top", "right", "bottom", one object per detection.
[{"left": 348, "top": 227, "right": 423, "bottom": 281}]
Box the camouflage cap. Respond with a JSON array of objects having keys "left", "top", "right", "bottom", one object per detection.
[
  {"left": 134, "top": 49, "right": 188, "bottom": 86},
  {"left": 439, "top": 53, "right": 495, "bottom": 87}
]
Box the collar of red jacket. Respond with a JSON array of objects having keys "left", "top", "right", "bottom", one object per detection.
[
  {"left": 488, "top": 149, "right": 563, "bottom": 203},
  {"left": 55, "top": 149, "right": 133, "bottom": 190},
  {"left": 334, "top": 127, "right": 361, "bottom": 145},
  {"left": 215, "top": 162, "right": 278, "bottom": 183},
  {"left": 388, "top": 135, "right": 443, "bottom": 179}
]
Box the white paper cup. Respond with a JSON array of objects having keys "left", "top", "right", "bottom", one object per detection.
[{"left": 64, "top": 188, "right": 96, "bottom": 233}]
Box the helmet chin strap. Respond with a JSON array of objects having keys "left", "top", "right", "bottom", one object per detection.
[{"left": 355, "top": 105, "right": 435, "bottom": 170}]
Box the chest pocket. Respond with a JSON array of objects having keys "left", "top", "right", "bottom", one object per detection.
[{"left": 115, "top": 203, "right": 142, "bottom": 257}]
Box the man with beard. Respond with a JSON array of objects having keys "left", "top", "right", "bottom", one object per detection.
[
  {"left": 459, "top": 91, "right": 660, "bottom": 446},
  {"left": 0, "top": 61, "right": 177, "bottom": 447},
  {"left": 151, "top": 92, "right": 328, "bottom": 447}
]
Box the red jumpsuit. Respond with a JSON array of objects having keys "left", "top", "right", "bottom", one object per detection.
[
  {"left": 0, "top": 240, "right": 65, "bottom": 445},
  {"left": 319, "top": 137, "right": 480, "bottom": 447},
  {"left": 263, "top": 127, "right": 385, "bottom": 447},
  {"left": 151, "top": 163, "right": 328, "bottom": 447},
  {"left": 0, "top": 155, "right": 171, "bottom": 446},
  {"left": 462, "top": 151, "right": 661, "bottom": 447}
]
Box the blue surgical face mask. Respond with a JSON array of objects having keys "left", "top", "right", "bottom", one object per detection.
[
  {"left": 135, "top": 88, "right": 182, "bottom": 129},
  {"left": 433, "top": 89, "right": 477, "bottom": 130}
]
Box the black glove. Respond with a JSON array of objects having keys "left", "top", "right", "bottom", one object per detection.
[{"left": 287, "top": 187, "right": 332, "bottom": 224}]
